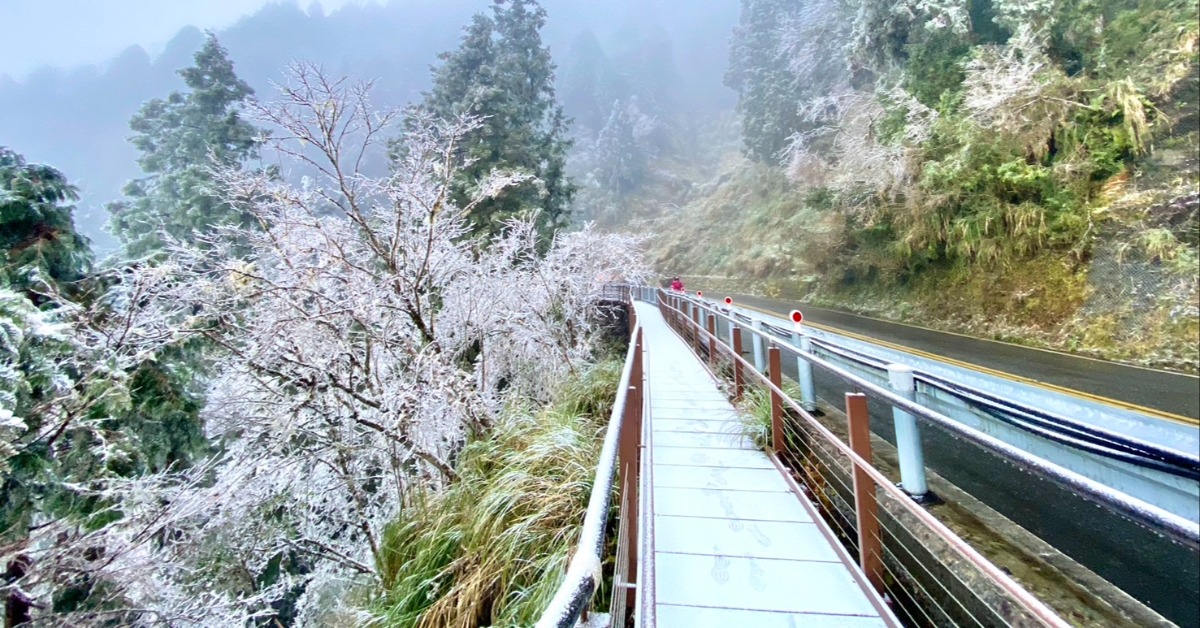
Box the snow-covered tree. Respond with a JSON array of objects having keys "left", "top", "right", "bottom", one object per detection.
[
  {"left": 726, "top": 0, "right": 805, "bottom": 162},
  {"left": 593, "top": 99, "right": 652, "bottom": 196},
  {"left": 414, "top": 0, "right": 574, "bottom": 241},
  {"left": 107, "top": 34, "right": 261, "bottom": 258},
  {"left": 2, "top": 63, "right": 646, "bottom": 625}
]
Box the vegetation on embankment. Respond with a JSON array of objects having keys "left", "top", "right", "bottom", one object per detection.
[
  {"left": 370, "top": 358, "right": 622, "bottom": 627},
  {"left": 653, "top": 157, "right": 1199, "bottom": 372},
  {"left": 632, "top": 0, "right": 1200, "bottom": 373}
]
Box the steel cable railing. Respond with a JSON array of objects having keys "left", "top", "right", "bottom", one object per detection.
[
  {"left": 671, "top": 291, "right": 1200, "bottom": 549},
  {"left": 658, "top": 288, "right": 1078, "bottom": 627}
]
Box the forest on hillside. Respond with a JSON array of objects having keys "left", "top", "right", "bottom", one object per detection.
[
  {"left": 632, "top": 0, "right": 1199, "bottom": 372},
  {"left": 3, "top": 1, "right": 653, "bottom": 624},
  {"left": 2, "top": 0, "right": 1198, "bottom": 624},
  {"left": 0, "top": 0, "right": 736, "bottom": 252}
]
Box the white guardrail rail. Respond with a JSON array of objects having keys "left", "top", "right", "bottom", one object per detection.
[{"left": 671, "top": 290, "right": 1200, "bottom": 534}]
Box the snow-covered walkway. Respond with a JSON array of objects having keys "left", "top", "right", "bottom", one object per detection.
[{"left": 633, "top": 301, "right": 894, "bottom": 626}]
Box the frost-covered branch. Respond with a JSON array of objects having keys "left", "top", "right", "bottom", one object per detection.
[{"left": 0, "top": 63, "right": 647, "bottom": 626}]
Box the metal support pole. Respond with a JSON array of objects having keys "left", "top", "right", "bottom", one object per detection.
[
  {"left": 752, "top": 320, "right": 766, "bottom": 373},
  {"left": 626, "top": 329, "right": 645, "bottom": 609},
  {"left": 727, "top": 310, "right": 736, "bottom": 348},
  {"left": 732, "top": 326, "right": 745, "bottom": 402},
  {"left": 887, "top": 365, "right": 929, "bottom": 499},
  {"left": 846, "top": 392, "right": 883, "bottom": 594},
  {"left": 791, "top": 333, "right": 817, "bottom": 412},
  {"left": 769, "top": 346, "right": 783, "bottom": 453},
  {"left": 618, "top": 381, "right": 640, "bottom": 609}
]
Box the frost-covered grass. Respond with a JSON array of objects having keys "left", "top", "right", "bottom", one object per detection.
[
  {"left": 372, "top": 358, "right": 622, "bottom": 627},
  {"left": 736, "top": 378, "right": 805, "bottom": 449}
]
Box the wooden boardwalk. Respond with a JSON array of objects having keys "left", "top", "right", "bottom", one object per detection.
[{"left": 634, "top": 301, "right": 895, "bottom": 626}]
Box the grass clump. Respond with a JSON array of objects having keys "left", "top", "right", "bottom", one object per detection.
[
  {"left": 736, "top": 378, "right": 805, "bottom": 449},
  {"left": 371, "top": 358, "right": 622, "bottom": 628}
]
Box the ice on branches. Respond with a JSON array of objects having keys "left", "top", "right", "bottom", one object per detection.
[{"left": 2, "top": 63, "right": 646, "bottom": 625}]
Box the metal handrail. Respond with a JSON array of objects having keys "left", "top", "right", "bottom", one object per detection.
[
  {"left": 669, "top": 291, "right": 1200, "bottom": 549},
  {"left": 536, "top": 311, "right": 642, "bottom": 627},
  {"left": 800, "top": 328, "right": 1200, "bottom": 464},
  {"left": 657, "top": 291, "right": 1073, "bottom": 627},
  {"left": 802, "top": 332, "right": 1200, "bottom": 477}
]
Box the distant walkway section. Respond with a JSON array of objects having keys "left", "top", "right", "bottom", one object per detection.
[{"left": 633, "top": 301, "right": 896, "bottom": 626}]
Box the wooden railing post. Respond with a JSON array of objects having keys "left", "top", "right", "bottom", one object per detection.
[
  {"left": 617, "top": 329, "right": 644, "bottom": 608},
  {"left": 768, "top": 346, "right": 783, "bottom": 453},
  {"left": 706, "top": 314, "right": 716, "bottom": 367},
  {"left": 732, "top": 326, "right": 744, "bottom": 402},
  {"left": 846, "top": 392, "right": 883, "bottom": 594},
  {"left": 691, "top": 304, "right": 700, "bottom": 351}
]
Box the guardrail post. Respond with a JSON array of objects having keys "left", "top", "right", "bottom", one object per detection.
[
  {"left": 791, "top": 333, "right": 817, "bottom": 412},
  {"left": 752, "top": 320, "right": 766, "bottom": 373},
  {"left": 846, "top": 392, "right": 883, "bottom": 594},
  {"left": 732, "top": 326, "right": 745, "bottom": 402},
  {"left": 706, "top": 314, "right": 717, "bottom": 368},
  {"left": 727, "top": 310, "right": 737, "bottom": 348},
  {"left": 887, "top": 365, "right": 929, "bottom": 500},
  {"left": 769, "top": 346, "right": 783, "bottom": 452}
]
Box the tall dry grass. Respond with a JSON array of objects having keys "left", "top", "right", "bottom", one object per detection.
[{"left": 372, "top": 359, "right": 621, "bottom": 627}]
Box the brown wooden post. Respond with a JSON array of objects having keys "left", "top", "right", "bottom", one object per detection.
[
  {"left": 732, "top": 326, "right": 745, "bottom": 402},
  {"left": 706, "top": 314, "right": 717, "bottom": 367},
  {"left": 691, "top": 304, "right": 700, "bottom": 351},
  {"left": 769, "top": 346, "right": 783, "bottom": 453},
  {"left": 846, "top": 392, "right": 883, "bottom": 594}
]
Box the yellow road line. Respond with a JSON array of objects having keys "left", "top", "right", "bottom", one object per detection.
[
  {"left": 735, "top": 295, "right": 1200, "bottom": 379},
  {"left": 733, "top": 302, "right": 1200, "bottom": 428}
]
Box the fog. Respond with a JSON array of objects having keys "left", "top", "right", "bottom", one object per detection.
[
  {"left": 0, "top": 0, "right": 737, "bottom": 252},
  {"left": 0, "top": 0, "right": 362, "bottom": 79}
]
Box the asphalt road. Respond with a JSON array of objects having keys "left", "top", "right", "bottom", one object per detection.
[{"left": 727, "top": 293, "right": 1200, "bottom": 422}]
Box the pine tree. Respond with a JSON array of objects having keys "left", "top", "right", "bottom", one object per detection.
[
  {"left": 594, "top": 100, "right": 647, "bottom": 196},
  {"left": 0, "top": 147, "right": 92, "bottom": 299},
  {"left": 108, "top": 34, "right": 259, "bottom": 257},
  {"left": 725, "top": 0, "right": 805, "bottom": 162},
  {"left": 414, "top": 0, "right": 574, "bottom": 241},
  {"left": 558, "top": 29, "right": 626, "bottom": 136}
]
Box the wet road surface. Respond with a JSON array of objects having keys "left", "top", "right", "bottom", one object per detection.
[{"left": 727, "top": 293, "right": 1200, "bottom": 423}]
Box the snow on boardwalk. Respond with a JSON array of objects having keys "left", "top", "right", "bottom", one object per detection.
[{"left": 633, "top": 301, "right": 893, "bottom": 627}]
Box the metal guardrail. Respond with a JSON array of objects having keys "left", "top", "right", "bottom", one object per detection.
[
  {"left": 537, "top": 289, "right": 647, "bottom": 628},
  {"left": 673, "top": 291, "right": 1200, "bottom": 549},
  {"left": 657, "top": 290, "right": 1074, "bottom": 626},
  {"left": 756, "top": 318, "right": 1200, "bottom": 480}
]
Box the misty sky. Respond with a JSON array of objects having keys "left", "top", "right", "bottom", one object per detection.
[{"left": 0, "top": 0, "right": 361, "bottom": 78}]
